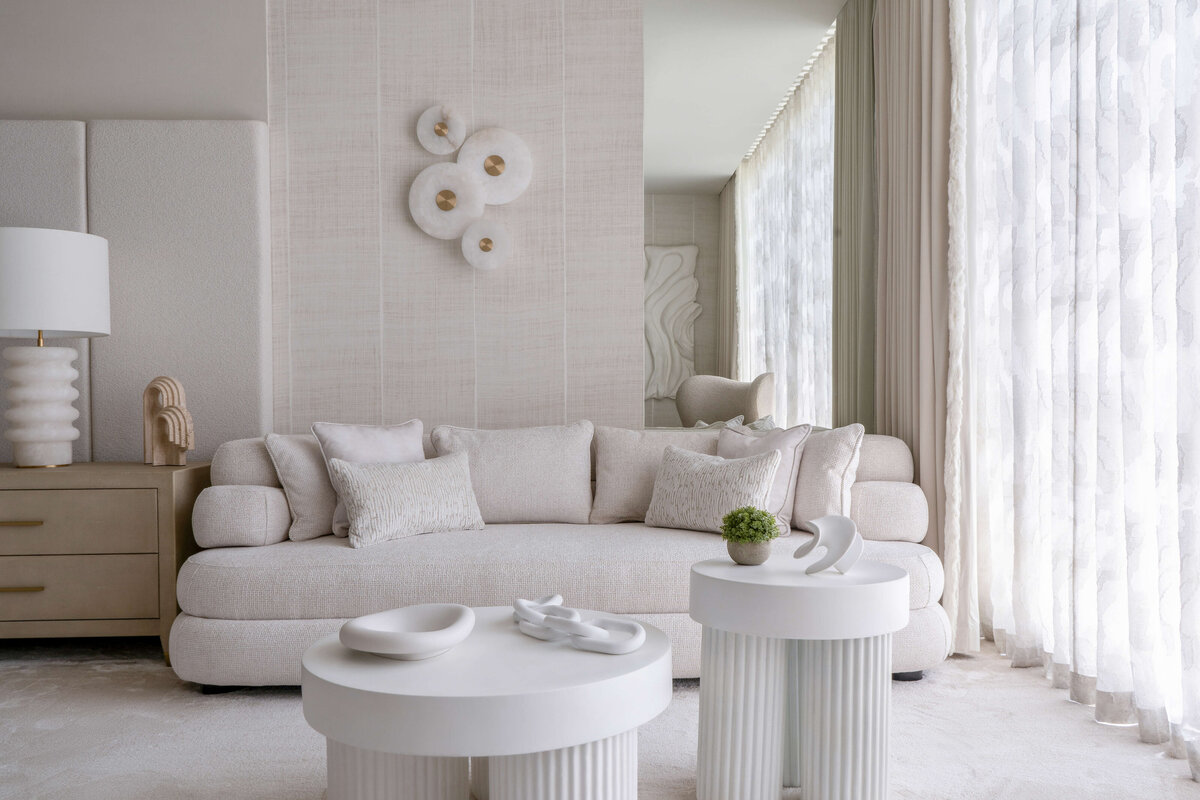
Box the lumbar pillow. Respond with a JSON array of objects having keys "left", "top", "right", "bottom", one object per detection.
[
  {"left": 792, "top": 423, "right": 866, "bottom": 528},
  {"left": 644, "top": 445, "right": 781, "bottom": 533},
  {"left": 431, "top": 421, "right": 594, "bottom": 524},
  {"left": 264, "top": 433, "right": 336, "bottom": 541},
  {"left": 327, "top": 453, "right": 484, "bottom": 549},
  {"left": 590, "top": 426, "right": 722, "bottom": 523},
  {"left": 717, "top": 423, "right": 811, "bottom": 530},
  {"left": 312, "top": 420, "right": 425, "bottom": 537}
]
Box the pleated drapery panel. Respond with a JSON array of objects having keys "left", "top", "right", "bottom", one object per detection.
[
  {"left": 717, "top": 176, "right": 737, "bottom": 380},
  {"left": 945, "top": 0, "right": 1200, "bottom": 780},
  {"left": 735, "top": 34, "right": 836, "bottom": 429}
]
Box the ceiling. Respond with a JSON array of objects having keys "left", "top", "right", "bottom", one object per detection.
[{"left": 643, "top": 0, "right": 844, "bottom": 195}]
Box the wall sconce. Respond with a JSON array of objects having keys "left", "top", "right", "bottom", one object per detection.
[
  {"left": 461, "top": 219, "right": 510, "bottom": 271},
  {"left": 457, "top": 128, "right": 532, "bottom": 205},
  {"left": 416, "top": 106, "right": 466, "bottom": 155}
]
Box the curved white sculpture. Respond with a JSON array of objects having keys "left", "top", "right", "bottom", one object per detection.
[
  {"left": 461, "top": 218, "right": 511, "bottom": 271},
  {"left": 3, "top": 346, "right": 80, "bottom": 468},
  {"left": 513, "top": 595, "right": 581, "bottom": 641},
  {"left": 409, "top": 162, "right": 485, "bottom": 240},
  {"left": 143, "top": 376, "right": 194, "bottom": 466},
  {"left": 793, "top": 514, "right": 864, "bottom": 574},
  {"left": 512, "top": 596, "right": 647, "bottom": 655},
  {"left": 458, "top": 127, "right": 532, "bottom": 205},
  {"left": 416, "top": 105, "right": 467, "bottom": 155},
  {"left": 644, "top": 244, "right": 701, "bottom": 400},
  {"left": 339, "top": 603, "right": 475, "bottom": 660}
]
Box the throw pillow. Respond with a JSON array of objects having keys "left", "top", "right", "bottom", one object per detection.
[
  {"left": 590, "top": 426, "right": 721, "bottom": 523},
  {"left": 792, "top": 423, "right": 866, "bottom": 528},
  {"left": 717, "top": 423, "right": 811, "bottom": 530},
  {"left": 312, "top": 420, "right": 425, "bottom": 537},
  {"left": 327, "top": 453, "right": 484, "bottom": 549},
  {"left": 691, "top": 415, "right": 744, "bottom": 429},
  {"left": 644, "top": 445, "right": 781, "bottom": 533},
  {"left": 264, "top": 433, "right": 336, "bottom": 541},
  {"left": 430, "top": 421, "right": 594, "bottom": 524}
]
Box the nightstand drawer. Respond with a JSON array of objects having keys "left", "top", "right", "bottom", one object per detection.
[
  {"left": 0, "top": 489, "right": 157, "bottom": 555},
  {"left": 0, "top": 554, "right": 158, "bottom": 620}
]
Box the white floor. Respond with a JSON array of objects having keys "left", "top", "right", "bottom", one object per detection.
[{"left": 0, "top": 638, "right": 1195, "bottom": 799}]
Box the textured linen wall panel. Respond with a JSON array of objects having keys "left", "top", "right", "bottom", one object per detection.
[
  {"left": 268, "top": 0, "right": 292, "bottom": 434},
  {"left": 0, "top": 121, "right": 91, "bottom": 463},
  {"left": 87, "top": 121, "right": 271, "bottom": 461},
  {"left": 564, "top": 0, "right": 644, "bottom": 429}
]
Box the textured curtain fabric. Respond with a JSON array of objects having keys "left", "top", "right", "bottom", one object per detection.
[
  {"left": 946, "top": 0, "right": 1200, "bottom": 777},
  {"left": 873, "top": 0, "right": 951, "bottom": 557},
  {"left": 832, "top": 0, "right": 877, "bottom": 432},
  {"left": 717, "top": 176, "right": 737, "bottom": 379},
  {"left": 735, "top": 36, "right": 836, "bottom": 428}
]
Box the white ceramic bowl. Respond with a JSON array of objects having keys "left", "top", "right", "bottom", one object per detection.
[{"left": 340, "top": 603, "right": 476, "bottom": 661}]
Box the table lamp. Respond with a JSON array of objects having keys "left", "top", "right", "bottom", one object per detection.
[{"left": 0, "top": 227, "right": 110, "bottom": 467}]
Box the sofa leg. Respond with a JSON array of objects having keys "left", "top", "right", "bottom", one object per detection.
[
  {"left": 892, "top": 670, "right": 924, "bottom": 682},
  {"left": 200, "top": 684, "right": 243, "bottom": 695}
]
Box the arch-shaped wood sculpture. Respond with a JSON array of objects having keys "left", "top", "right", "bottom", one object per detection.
[{"left": 143, "top": 376, "right": 195, "bottom": 466}]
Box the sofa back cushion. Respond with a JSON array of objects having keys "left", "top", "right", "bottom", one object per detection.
[
  {"left": 590, "top": 426, "right": 720, "bottom": 523},
  {"left": 792, "top": 423, "right": 865, "bottom": 528},
  {"left": 193, "top": 485, "right": 291, "bottom": 548},
  {"left": 210, "top": 438, "right": 281, "bottom": 488},
  {"left": 431, "top": 421, "right": 594, "bottom": 524},
  {"left": 855, "top": 434, "right": 915, "bottom": 482},
  {"left": 265, "top": 433, "right": 336, "bottom": 541}
]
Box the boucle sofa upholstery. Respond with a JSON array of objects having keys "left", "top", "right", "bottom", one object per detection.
[{"left": 170, "top": 431, "right": 952, "bottom": 685}]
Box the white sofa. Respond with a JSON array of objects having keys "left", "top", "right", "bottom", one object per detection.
[{"left": 169, "top": 428, "right": 952, "bottom": 686}]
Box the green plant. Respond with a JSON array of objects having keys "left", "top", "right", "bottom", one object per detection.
[{"left": 720, "top": 506, "right": 779, "bottom": 543}]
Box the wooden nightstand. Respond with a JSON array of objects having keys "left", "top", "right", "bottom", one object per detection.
[{"left": 0, "top": 462, "right": 210, "bottom": 660}]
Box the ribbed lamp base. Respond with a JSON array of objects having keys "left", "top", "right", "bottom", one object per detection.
[{"left": 2, "top": 346, "right": 80, "bottom": 468}]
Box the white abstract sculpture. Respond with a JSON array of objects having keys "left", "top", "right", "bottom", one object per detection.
[
  {"left": 513, "top": 595, "right": 647, "bottom": 655},
  {"left": 461, "top": 218, "right": 511, "bottom": 271},
  {"left": 142, "top": 376, "right": 194, "bottom": 466},
  {"left": 793, "top": 514, "right": 864, "bottom": 574},
  {"left": 458, "top": 127, "right": 533, "bottom": 205},
  {"left": 644, "top": 244, "right": 701, "bottom": 400},
  {"left": 340, "top": 603, "right": 475, "bottom": 660},
  {"left": 416, "top": 105, "right": 466, "bottom": 155},
  {"left": 409, "top": 162, "right": 485, "bottom": 240}
]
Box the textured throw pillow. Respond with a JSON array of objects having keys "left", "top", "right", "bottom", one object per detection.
[
  {"left": 792, "top": 423, "right": 866, "bottom": 528},
  {"left": 645, "top": 446, "right": 782, "bottom": 533},
  {"left": 264, "top": 433, "right": 336, "bottom": 541},
  {"left": 431, "top": 421, "right": 594, "bottom": 524},
  {"left": 590, "top": 426, "right": 721, "bottom": 523},
  {"left": 718, "top": 423, "right": 811, "bottom": 530},
  {"left": 692, "top": 415, "right": 744, "bottom": 429},
  {"left": 327, "top": 453, "right": 484, "bottom": 549},
  {"left": 312, "top": 420, "right": 425, "bottom": 537}
]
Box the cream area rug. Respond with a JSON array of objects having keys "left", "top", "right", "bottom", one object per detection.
[{"left": 0, "top": 639, "right": 1194, "bottom": 799}]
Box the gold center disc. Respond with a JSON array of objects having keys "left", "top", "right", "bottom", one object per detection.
[
  {"left": 484, "top": 155, "right": 506, "bottom": 177},
  {"left": 479, "top": 237, "right": 494, "bottom": 252},
  {"left": 435, "top": 189, "right": 457, "bottom": 211},
  {"left": 433, "top": 120, "right": 449, "bottom": 137}
]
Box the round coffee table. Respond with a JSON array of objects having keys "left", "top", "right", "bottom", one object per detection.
[
  {"left": 302, "top": 605, "right": 672, "bottom": 800},
  {"left": 690, "top": 555, "right": 909, "bottom": 800}
]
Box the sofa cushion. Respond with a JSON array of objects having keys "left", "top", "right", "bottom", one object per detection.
[
  {"left": 192, "top": 485, "right": 290, "bottom": 548},
  {"left": 856, "top": 434, "right": 915, "bottom": 483},
  {"left": 792, "top": 423, "right": 865, "bottom": 527},
  {"left": 590, "top": 427, "right": 720, "bottom": 523},
  {"left": 645, "top": 445, "right": 780, "bottom": 533},
  {"left": 211, "top": 437, "right": 280, "bottom": 488},
  {"left": 177, "top": 525, "right": 942, "bottom": 621},
  {"left": 313, "top": 420, "right": 425, "bottom": 537},
  {"left": 431, "top": 421, "right": 594, "bottom": 524},
  {"left": 851, "top": 481, "right": 929, "bottom": 543},
  {"left": 265, "top": 433, "right": 336, "bottom": 541},
  {"left": 717, "top": 424, "right": 810, "bottom": 529}
]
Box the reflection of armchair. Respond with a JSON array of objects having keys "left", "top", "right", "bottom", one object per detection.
[{"left": 675, "top": 373, "right": 775, "bottom": 427}]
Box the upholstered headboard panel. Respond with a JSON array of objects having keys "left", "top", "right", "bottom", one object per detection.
[{"left": 0, "top": 119, "right": 271, "bottom": 462}]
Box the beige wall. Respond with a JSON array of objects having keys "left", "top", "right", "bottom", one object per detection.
[
  {"left": 0, "top": 0, "right": 266, "bottom": 120},
  {"left": 270, "top": 0, "right": 644, "bottom": 433},
  {"left": 644, "top": 193, "right": 721, "bottom": 427}
]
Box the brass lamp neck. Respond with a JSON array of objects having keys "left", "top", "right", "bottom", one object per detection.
[{"left": 36, "top": 330, "right": 43, "bottom": 347}]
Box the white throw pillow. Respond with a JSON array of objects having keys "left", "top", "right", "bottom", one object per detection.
[
  {"left": 792, "top": 423, "right": 866, "bottom": 528},
  {"left": 327, "top": 453, "right": 484, "bottom": 549},
  {"left": 431, "top": 421, "right": 594, "bottom": 524},
  {"left": 717, "top": 423, "right": 811, "bottom": 530},
  {"left": 312, "top": 420, "right": 425, "bottom": 537},
  {"left": 264, "top": 433, "right": 336, "bottom": 541},
  {"left": 590, "top": 426, "right": 721, "bottom": 523},
  {"left": 645, "top": 445, "right": 781, "bottom": 533},
  {"left": 692, "top": 415, "right": 744, "bottom": 429}
]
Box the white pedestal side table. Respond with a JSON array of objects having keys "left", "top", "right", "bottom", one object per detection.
[
  {"left": 302, "top": 606, "right": 672, "bottom": 800},
  {"left": 689, "top": 556, "right": 909, "bottom": 800}
]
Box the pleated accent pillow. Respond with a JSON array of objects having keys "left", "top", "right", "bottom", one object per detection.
[
  {"left": 644, "top": 445, "right": 781, "bottom": 533},
  {"left": 327, "top": 453, "right": 484, "bottom": 549}
]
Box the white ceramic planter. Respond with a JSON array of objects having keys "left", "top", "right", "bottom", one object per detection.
[{"left": 339, "top": 603, "right": 475, "bottom": 661}]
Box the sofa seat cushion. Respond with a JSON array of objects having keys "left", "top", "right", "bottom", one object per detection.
[{"left": 177, "top": 524, "right": 944, "bottom": 621}]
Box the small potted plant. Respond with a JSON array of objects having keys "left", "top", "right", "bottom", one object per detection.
[{"left": 720, "top": 506, "right": 779, "bottom": 566}]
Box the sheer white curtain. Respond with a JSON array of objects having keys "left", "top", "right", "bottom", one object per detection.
[
  {"left": 735, "top": 35, "right": 836, "bottom": 428},
  {"left": 946, "top": 0, "right": 1200, "bottom": 776}
]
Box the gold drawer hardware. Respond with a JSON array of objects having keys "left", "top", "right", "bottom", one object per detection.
[
  {"left": 0, "top": 521, "right": 43, "bottom": 527},
  {"left": 0, "top": 586, "right": 45, "bottom": 592}
]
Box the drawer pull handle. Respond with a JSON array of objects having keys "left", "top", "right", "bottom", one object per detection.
[
  {"left": 0, "top": 521, "right": 43, "bottom": 527},
  {"left": 0, "top": 586, "right": 44, "bottom": 592}
]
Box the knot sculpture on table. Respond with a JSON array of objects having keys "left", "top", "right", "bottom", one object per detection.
[
  {"left": 143, "top": 376, "right": 194, "bottom": 466},
  {"left": 513, "top": 595, "right": 646, "bottom": 655},
  {"left": 793, "top": 515, "right": 864, "bottom": 574}
]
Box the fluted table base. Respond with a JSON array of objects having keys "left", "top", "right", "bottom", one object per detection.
[{"left": 327, "top": 740, "right": 468, "bottom": 799}]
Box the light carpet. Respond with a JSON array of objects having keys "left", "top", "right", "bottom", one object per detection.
[{"left": 0, "top": 638, "right": 1195, "bottom": 799}]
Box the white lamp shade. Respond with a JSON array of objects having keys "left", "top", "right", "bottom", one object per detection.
[{"left": 0, "top": 227, "right": 110, "bottom": 338}]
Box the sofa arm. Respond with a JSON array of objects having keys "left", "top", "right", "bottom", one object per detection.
[
  {"left": 850, "top": 481, "right": 928, "bottom": 543},
  {"left": 193, "top": 485, "right": 291, "bottom": 548}
]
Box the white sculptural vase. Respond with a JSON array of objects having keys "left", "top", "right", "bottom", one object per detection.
[{"left": 2, "top": 345, "right": 80, "bottom": 467}]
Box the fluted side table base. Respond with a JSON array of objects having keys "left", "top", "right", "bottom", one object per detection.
[
  {"left": 488, "top": 729, "right": 637, "bottom": 800},
  {"left": 327, "top": 739, "right": 468, "bottom": 800}
]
